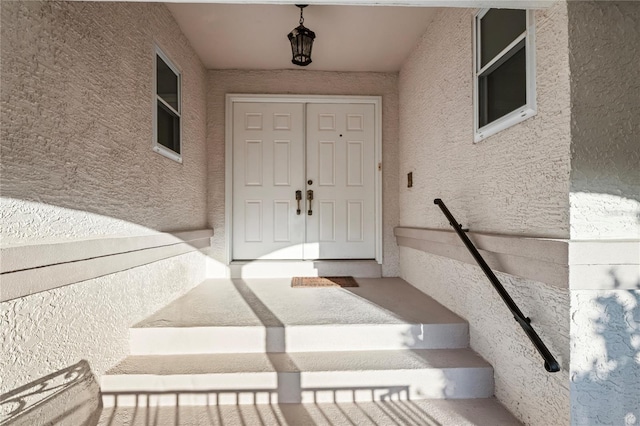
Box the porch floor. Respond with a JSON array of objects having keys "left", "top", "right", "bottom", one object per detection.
[
  {"left": 135, "top": 277, "right": 465, "bottom": 328},
  {"left": 99, "top": 398, "right": 522, "bottom": 426}
]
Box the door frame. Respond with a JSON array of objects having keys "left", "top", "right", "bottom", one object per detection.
[{"left": 225, "top": 93, "right": 383, "bottom": 265}]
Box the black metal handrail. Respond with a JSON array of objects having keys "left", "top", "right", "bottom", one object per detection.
[{"left": 434, "top": 198, "right": 560, "bottom": 373}]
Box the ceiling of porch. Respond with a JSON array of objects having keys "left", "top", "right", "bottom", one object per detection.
[{"left": 165, "top": 4, "right": 440, "bottom": 72}]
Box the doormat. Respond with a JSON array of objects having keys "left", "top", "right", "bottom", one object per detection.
[{"left": 291, "top": 276, "right": 359, "bottom": 288}]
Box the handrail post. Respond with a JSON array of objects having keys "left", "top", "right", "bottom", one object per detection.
[{"left": 434, "top": 198, "right": 560, "bottom": 373}]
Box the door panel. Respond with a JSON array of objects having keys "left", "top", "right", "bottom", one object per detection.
[
  {"left": 233, "top": 102, "right": 305, "bottom": 260},
  {"left": 273, "top": 141, "right": 291, "bottom": 186},
  {"left": 347, "top": 200, "right": 364, "bottom": 242},
  {"left": 318, "top": 141, "right": 336, "bottom": 186},
  {"left": 305, "top": 104, "right": 376, "bottom": 259}
]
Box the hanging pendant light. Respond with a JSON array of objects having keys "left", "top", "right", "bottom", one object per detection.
[{"left": 287, "top": 5, "right": 315, "bottom": 66}]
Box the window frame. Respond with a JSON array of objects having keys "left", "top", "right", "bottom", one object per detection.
[
  {"left": 153, "top": 44, "right": 183, "bottom": 163},
  {"left": 473, "top": 8, "right": 536, "bottom": 143}
]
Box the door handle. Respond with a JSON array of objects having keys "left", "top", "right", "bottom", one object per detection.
[
  {"left": 295, "top": 190, "right": 302, "bottom": 215},
  {"left": 306, "top": 189, "right": 314, "bottom": 215}
]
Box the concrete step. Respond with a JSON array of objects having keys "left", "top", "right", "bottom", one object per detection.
[
  {"left": 101, "top": 349, "right": 493, "bottom": 407},
  {"left": 130, "top": 278, "right": 469, "bottom": 354},
  {"left": 99, "top": 398, "right": 523, "bottom": 426},
  {"left": 229, "top": 260, "right": 382, "bottom": 278},
  {"left": 130, "top": 322, "right": 469, "bottom": 354}
]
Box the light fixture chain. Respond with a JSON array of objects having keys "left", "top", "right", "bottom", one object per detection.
[{"left": 299, "top": 7, "right": 304, "bottom": 25}]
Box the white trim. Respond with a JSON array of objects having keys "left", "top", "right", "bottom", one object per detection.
[
  {"left": 477, "top": 33, "right": 526, "bottom": 76},
  {"left": 225, "top": 94, "right": 383, "bottom": 266},
  {"left": 1, "top": 229, "right": 213, "bottom": 274},
  {"left": 473, "top": 9, "right": 537, "bottom": 143},
  {"left": 0, "top": 229, "right": 213, "bottom": 302},
  {"left": 153, "top": 143, "right": 183, "bottom": 163},
  {"left": 229, "top": 259, "right": 382, "bottom": 279},
  {"left": 157, "top": 95, "right": 180, "bottom": 117},
  {"left": 395, "top": 226, "right": 568, "bottom": 288},
  {"left": 92, "top": 0, "right": 555, "bottom": 8},
  {"left": 474, "top": 105, "right": 537, "bottom": 142},
  {"left": 227, "top": 94, "right": 384, "bottom": 105},
  {"left": 525, "top": 8, "right": 537, "bottom": 124},
  {"left": 374, "top": 98, "right": 383, "bottom": 265},
  {"left": 395, "top": 227, "right": 640, "bottom": 291},
  {"left": 224, "top": 94, "right": 234, "bottom": 266},
  {"left": 153, "top": 44, "right": 183, "bottom": 163}
]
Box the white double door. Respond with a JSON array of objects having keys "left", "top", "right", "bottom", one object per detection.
[{"left": 232, "top": 101, "right": 376, "bottom": 260}]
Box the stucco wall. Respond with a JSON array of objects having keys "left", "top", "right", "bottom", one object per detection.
[
  {"left": 568, "top": 1, "right": 640, "bottom": 241},
  {"left": 1, "top": 1, "right": 208, "bottom": 245},
  {"left": 397, "top": 4, "right": 572, "bottom": 425},
  {"left": 206, "top": 70, "right": 400, "bottom": 276},
  {"left": 570, "top": 288, "right": 640, "bottom": 426},
  {"left": 0, "top": 252, "right": 205, "bottom": 400},
  {"left": 401, "top": 247, "right": 570, "bottom": 425},
  {"left": 568, "top": 3, "right": 640, "bottom": 425},
  {"left": 0, "top": 0, "right": 209, "bottom": 416},
  {"left": 398, "top": 5, "right": 571, "bottom": 238}
]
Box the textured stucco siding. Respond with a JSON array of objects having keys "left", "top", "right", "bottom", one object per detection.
[
  {"left": 567, "top": 3, "right": 640, "bottom": 425},
  {"left": 568, "top": 1, "right": 640, "bottom": 240},
  {"left": 0, "top": 0, "right": 209, "bottom": 415},
  {"left": 401, "top": 247, "right": 570, "bottom": 425},
  {"left": 398, "top": 5, "right": 571, "bottom": 238},
  {"left": 570, "top": 289, "right": 640, "bottom": 426},
  {"left": 1, "top": 1, "right": 208, "bottom": 245},
  {"left": 206, "top": 70, "right": 400, "bottom": 276},
  {"left": 0, "top": 251, "right": 205, "bottom": 395},
  {"left": 397, "top": 4, "right": 572, "bottom": 425}
]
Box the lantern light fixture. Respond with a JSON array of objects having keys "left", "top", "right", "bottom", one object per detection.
[{"left": 287, "top": 5, "right": 315, "bottom": 66}]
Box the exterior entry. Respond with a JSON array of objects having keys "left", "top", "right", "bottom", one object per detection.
[{"left": 232, "top": 101, "right": 376, "bottom": 260}]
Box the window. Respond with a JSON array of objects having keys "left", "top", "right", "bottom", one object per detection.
[
  {"left": 474, "top": 9, "right": 536, "bottom": 142},
  {"left": 153, "top": 46, "right": 182, "bottom": 162}
]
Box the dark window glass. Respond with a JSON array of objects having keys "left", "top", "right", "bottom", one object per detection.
[
  {"left": 479, "top": 46, "right": 526, "bottom": 127},
  {"left": 157, "top": 102, "right": 180, "bottom": 154},
  {"left": 480, "top": 9, "right": 526, "bottom": 68},
  {"left": 157, "top": 55, "right": 179, "bottom": 111}
]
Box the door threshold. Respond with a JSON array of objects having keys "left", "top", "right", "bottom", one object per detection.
[{"left": 229, "top": 260, "right": 382, "bottom": 279}]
